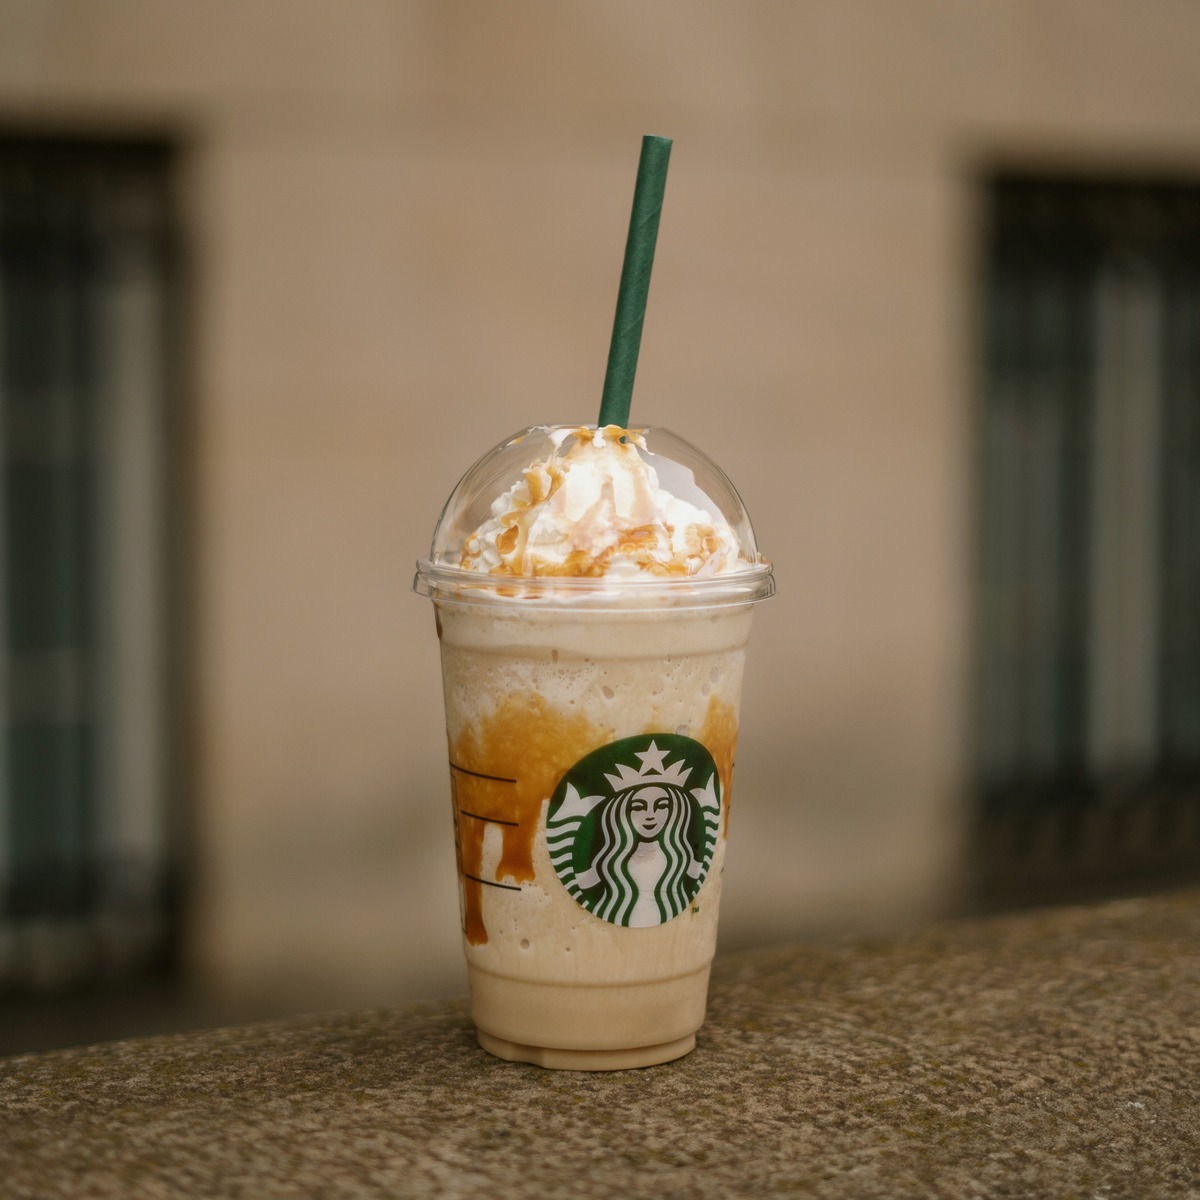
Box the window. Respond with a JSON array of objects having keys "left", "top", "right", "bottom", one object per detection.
[
  {"left": 0, "top": 135, "right": 184, "bottom": 992},
  {"left": 974, "top": 176, "right": 1200, "bottom": 904}
]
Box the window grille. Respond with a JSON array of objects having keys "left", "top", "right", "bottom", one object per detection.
[
  {"left": 974, "top": 176, "right": 1200, "bottom": 906},
  {"left": 0, "top": 135, "right": 183, "bottom": 992}
]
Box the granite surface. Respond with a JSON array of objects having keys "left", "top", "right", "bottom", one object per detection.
[{"left": 2, "top": 891, "right": 1199, "bottom": 1199}]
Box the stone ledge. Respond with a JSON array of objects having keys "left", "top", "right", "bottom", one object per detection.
[{"left": 3, "top": 890, "right": 1199, "bottom": 1199}]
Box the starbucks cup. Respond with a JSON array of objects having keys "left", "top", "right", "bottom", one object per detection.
[{"left": 414, "top": 426, "right": 773, "bottom": 1070}]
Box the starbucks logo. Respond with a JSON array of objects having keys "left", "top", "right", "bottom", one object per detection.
[{"left": 547, "top": 734, "right": 722, "bottom": 928}]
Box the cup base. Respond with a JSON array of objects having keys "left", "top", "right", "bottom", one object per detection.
[
  {"left": 467, "top": 962, "right": 711, "bottom": 1059},
  {"left": 476, "top": 1029, "right": 696, "bottom": 1071}
]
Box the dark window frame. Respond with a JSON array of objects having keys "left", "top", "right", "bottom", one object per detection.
[
  {"left": 0, "top": 131, "right": 189, "bottom": 993},
  {"left": 971, "top": 172, "right": 1200, "bottom": 909}
]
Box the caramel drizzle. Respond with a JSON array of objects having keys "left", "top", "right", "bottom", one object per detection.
[{"left": 457, "top": 427, "right": 728, "bottom": 578}]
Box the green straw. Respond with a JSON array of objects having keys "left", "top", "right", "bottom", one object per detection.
[{"left": 597, "top": 134, "right": 673, "bottom": 428}]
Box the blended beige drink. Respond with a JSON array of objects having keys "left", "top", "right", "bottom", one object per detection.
[{"left": 416, "top": 425, "right": 773, "bottom": 1069}]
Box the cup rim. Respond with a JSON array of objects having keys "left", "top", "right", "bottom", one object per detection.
[{"left": 413, "top": 558, "right": 775, "bottom": 610}]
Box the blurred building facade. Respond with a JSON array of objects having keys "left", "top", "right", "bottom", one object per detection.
[{"left": 0, "top": 1, "right": 1197, "bottom": 1025}]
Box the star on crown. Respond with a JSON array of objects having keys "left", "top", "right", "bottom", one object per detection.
[{"left": 604, "top": 741, "right": 692, "bottom": 790}]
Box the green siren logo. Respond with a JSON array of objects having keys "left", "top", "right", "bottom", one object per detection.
[{"left": 547, "top": 734, "right": 721, "bottom": 927}]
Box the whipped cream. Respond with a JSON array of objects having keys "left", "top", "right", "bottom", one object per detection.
[{"left": 457, "top": 426, "right": 744, "bottom": 578}]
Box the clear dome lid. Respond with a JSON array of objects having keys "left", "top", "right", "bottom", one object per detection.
[{"left": 414, "top": 425, "right": 774, "bottom": 608}]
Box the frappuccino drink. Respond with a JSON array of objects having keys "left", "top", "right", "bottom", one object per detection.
[{"left": 415, "top": 425, "right": 773, "bottom": 1069}]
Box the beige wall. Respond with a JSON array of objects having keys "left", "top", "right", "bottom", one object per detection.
[{"left": 3, "top": 0, "right": 1199, "bottom": 1014}]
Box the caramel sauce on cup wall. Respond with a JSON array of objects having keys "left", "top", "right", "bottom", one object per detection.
[{"left": 449, "top": 693, "right": 737, "bottom": 946}]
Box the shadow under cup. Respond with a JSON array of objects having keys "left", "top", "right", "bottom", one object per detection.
[{"left": 414, "top": 426, "right": 774, "bottom": 1070}]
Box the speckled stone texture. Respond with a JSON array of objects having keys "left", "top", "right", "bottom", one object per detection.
[{"left": 3, "top": 891, "right": 1199, "bottom": 1199}]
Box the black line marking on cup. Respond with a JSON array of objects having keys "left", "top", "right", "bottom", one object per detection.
[
  {"left": 464, "top": 872, "right": 522, "bottom": 892},
  {"left": 460, "top": 809, "right": 519, "bottom": 828},
  {"left": 449, "top": 761, "right": 517, "bottom": 784}
]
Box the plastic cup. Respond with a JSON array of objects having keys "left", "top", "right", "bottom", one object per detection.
[{"left": 414, "top": 426, "right": 773, "bottom": 1069}]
